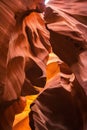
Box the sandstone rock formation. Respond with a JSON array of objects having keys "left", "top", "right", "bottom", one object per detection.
[{"left": 45, "top": 0, "right": 87, "bottom": 94}]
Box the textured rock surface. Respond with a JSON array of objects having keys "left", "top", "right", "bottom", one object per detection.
[
  {"left": 29, "top": 1, "right": 87, "bottom": 130},
  {"left": 0, "top": 1, "right": 87, "bottom": 130},
  {"left": 0, "top": 0, "right": 51, "bottom": 102},
  {"left": 45, "top": 0, "right": 87, "bottom": 94}
]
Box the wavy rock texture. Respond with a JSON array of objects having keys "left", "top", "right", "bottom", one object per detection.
[
  {"left": 45, "top": 0, "right": 87, "bottom": 94},
  {"left": 29, "top": 1, "right": 87, "bottom": 130},
  {"left": 0, "top": 1, "right": 87, "bottom": 130},
  {"left": 0, "top": 0, "right": 51, "bottom": 102},
  {"left": 29, "top": 54, "right": 87, "bottom": 130}
]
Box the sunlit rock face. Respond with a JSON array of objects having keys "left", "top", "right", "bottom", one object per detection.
[
  {"left": 45, "top": 0, "right": 87, "bottom": 94},
  {"left": 29, "top": 52, "right": 87, "bottom": 130},
  {"left": 0, "top": 0, "right": 87, "bottom": 102},
  {"left": 0, "top": 0, "right": 51, "bottom": 102}
]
